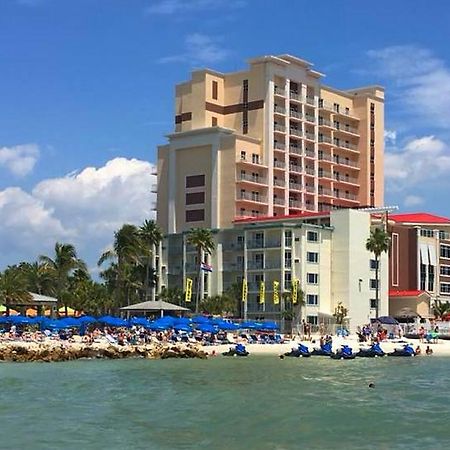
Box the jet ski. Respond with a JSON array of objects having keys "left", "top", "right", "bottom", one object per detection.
[
  {"left": 284, "top": 343, "right": 311, "bottom": 357},
  {"left": 222, "top": 343, "right": 249, "bottom": 357},
  {"left": 311, "top": 342, "right": 334, "bottom": 356},
  {"left": 388, "top": 344, "right": 415, "bottom": 357},
  {"left": 331, "top": 344, "right": 356, "bottom": 360},
  {"left": 357, "top": 342, "right": 385, "bottom": 358}
]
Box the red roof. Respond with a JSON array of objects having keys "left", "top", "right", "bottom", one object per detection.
[
  {"left": 389, "top": 212, "right": 450, "bottom": 225},
  {"left": 389, "top": 290, "right": 429, "bottom": 298},
  {"left": 233, "top": 211, "right": 329, "bottom": 224}
]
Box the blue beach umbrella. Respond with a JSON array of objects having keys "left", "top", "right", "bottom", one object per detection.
[
  {"left": 258, "top": 321, "right": 279, "bottom": 331},
  {"left": 197, "top": 323, "right": 217, "bottom": 334},
  {"left": 78, "top": 315, "right": 97, "bottom": 324},
  {"left": 240, "top": 321, "right": 260, "bottom": 329},
  {"left": 173, "top": 323, "right": 192, "bottom": 332}
]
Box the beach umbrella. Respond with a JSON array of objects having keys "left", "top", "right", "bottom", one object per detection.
[
  {"left": 216, "top": 321, "right": 239, "bottom": 331},
  {"left": 197, "top": 323, "right": 217, "bottom": 334},
  {"left": 8, "top": 315, "right": 34, "bottom": 325},
  {"left": 78, "top": 315, "right": 97, "bottom": 324},
  {"left": 192, "top": 316, "right": 210, "bottom": 324},
  {"left": 258, "top": 321, "right": 279, "bottom": 331},
  {"left": 59, "top": 317, "right": 80, "bottom": 327},
  {"left": 173, "top": 323, "right": 192, "bottom": 332},
  {"left": 240, "top": 321, "right": 260, "bottom": 329},
  {"left": 129, "top": 317, "right": 149, "bottom": 327}
]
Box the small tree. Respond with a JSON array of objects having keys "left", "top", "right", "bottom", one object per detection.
[
  {"left": 433, "top": 300, "right": 450, "bottom": 320},
  {"left": 333, "top": 302, "right": 348, "bottom": 326}
]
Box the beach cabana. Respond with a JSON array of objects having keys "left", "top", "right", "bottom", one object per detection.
[{"left": 120, "top": 300, "right": 190, "bottom": 317}]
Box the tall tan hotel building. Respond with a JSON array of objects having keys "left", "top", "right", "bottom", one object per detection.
[{"left": 157, "top": 54, "right": 384, "bottom": 234}]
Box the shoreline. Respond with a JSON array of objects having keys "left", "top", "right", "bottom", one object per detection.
[{"left": 1, "top": 334, "right": 449, "bottom": 362}]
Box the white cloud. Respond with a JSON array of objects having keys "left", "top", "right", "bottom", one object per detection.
[
  {"left": 404, "top": 195, "right": 424, "bottom": 207},
  {"left": 0, "top": 144, "right": 40, "bottom": 176},
  {"left": 385, "top": 135, "right": 450, "bottom": 187},
  {"left": 158, "top": 33, "right": 229, "bottom": 65},
  {"left": 146, "top": 0, "right": 245, "bottom": 15},
  {"left": 367, "top": 45, "right": 450, "bottom": 129},
  {"left": 0, "top": 157, "right": 156, "bottom": 269},
  {"left": 384, "top": 130, "right": 397, "bottom": 144}
]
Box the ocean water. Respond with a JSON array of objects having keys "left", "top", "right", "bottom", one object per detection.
[{"left": 0, "top": 356, "right": 449, "bottom": 450}]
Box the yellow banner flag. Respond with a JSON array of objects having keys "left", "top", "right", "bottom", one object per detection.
[
  {"left": 292, "top": 279, "right": 299, "bottom": 304},
  {"left": 241, "top": 279, "right": 248, "bottom": 303},
  {"left": 259, "top": 281, "right": 265, "bottom": 304},
  {"left": 185, "top": 278, "right": 193, "bottom": 302},
  {"left": 273, "top": 281, "right": 280, "bottom": 305}
]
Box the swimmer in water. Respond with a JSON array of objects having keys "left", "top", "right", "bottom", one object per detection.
[{"left": 368, "top": 383, "right": 375, "bottom": 388}]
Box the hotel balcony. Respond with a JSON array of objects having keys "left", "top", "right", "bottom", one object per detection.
[
  {"left": 318, "top": 118, "right": 333, "bottom": 129},
  {"left": 289, "top": 91, "right": 303, "bottom": 102},
  {"left": 334, "top": 124, "right": 359, "bottom": 136},
  {"left": 289, "top": 145, "right": 302, "bottom": 156},
  {"left": 274, "top": 105, "right": 286, "bottom": 115},
  {"left": 305, "top": 114, "right": 316, "bottom": 124},
  {"left": 273, "top": 160, "right": 286, "bottom": 170},
  {"left": 289, "top": 199, "right": 303, "bottom": 209},
  {"left": 151, "top": 183, "right": 157, "bottom": 193},
  {"left": 274, "top": 141, "right": 286, "bottom": 151},
  {"left": 319, "top": 171, "right": 333, "bottom": 180},
  {"left": 273, "top": 197, "right": 285, "bottom": 206},
  {"left": 318, "top": 135, "right": 333, "bottom": 146},
  {"left": 247, "top": 239, "right": 281, "bottom": 249},
  {"left": 289, "top": 182, "right": 303, "bottom": 192},
  {"left": 304, "top": 149, "right": 315, "bottom": 159},
  {"left": 304, "top": 132, "right": 315, "bottom": 142},
  {"left": 305, "top": 185, "right": 316, "bottom": 194},
  {"left": 334, "top": 141, "right": 358, "bottom": 153},
  {"left": 318, "top": 187, "right": 333, "bottom": 197},
  {"left": 340, "top": 192, "right": 359, "bottom": 201},
  {"left": 319, "top": 153, "right": 333, "bottom": 163},
  {"left": 334, "top": 158, "right": 359, "bottom": 169},
  {"left": 237, "top": 173, "right": 267, "bottom": 186},
  {"left": 237, "top": 157, "right": 268, "bottom": 168},
  {"left": 290, "top": 110, "right": 303, "bottom": 121},
  {"left": 274, "top": 124, "right": 286, "bottom": 133},
  {"left": 237, "top": 192, "right": 268, "bottom": 204},
  {"left": 289, "top": 164, "right": 303, "bottom": 175},
  {"left": 305, "top": 167, "right": 316, "bottom": 176},
  {"left": 290, "top": 128, "right": 303, "bottom": 138},
  {"left": 273, "top": 178, "right": 285, "bottom": 188},
  {"left": 305, "top": 203, "right": 316, "bottom": 211},
  {"left": 333, "top": 175, "right": 358, "bottom": 185},
  {"left": 333, "top": 108, "right": 360, "bottom": 121},
  {"left": 274, "top": 87, "right": 285, "bottom": 97},
  {"left": 318, "top": 100, "right": 335, "bottom": 112},
  {"left": 306, "top": 96, "right": 316, "bottom": 106}
]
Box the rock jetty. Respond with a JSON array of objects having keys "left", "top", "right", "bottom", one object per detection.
[{"left": 0, "top": 342, "right": 208, "bottom": 362}]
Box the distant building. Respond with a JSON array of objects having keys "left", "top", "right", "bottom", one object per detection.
[
  {"left": 156, "top": 54, "right": 384, "bottom": 234},
  {"left": 388, "top": 212, "right": 450, "bottom": 318},
  {"left": 160, "top": 209, "right": 388, "bottom": 332}
]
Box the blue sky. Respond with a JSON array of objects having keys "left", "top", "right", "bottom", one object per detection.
[{"left": 1, "top": 0, "right": 450, "bottom": 270}]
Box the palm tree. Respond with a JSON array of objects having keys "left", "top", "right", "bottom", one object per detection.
[
  {"left": 0, "top": 267, "right": 32, "bottom": 315},
  {"left": 18, "top": 261, "right": 54, "bottom": 295},
  {"left": 366, "top": 227, "right": 390, "bottom": 318},
  {"left": 98, "top": 224, "right": 141, "bottom": 308},
  {"left": 433, "top": 300, "right": 450, "bottom": 320},
  {"left": 186, "top": 228, "right": 215, "bottom": 313},
  {"left": 39, "top": 242, "right": 87, "bottom": 315},
  {"left": 139, "top": 220, "right": 163, "bottom": 300}
]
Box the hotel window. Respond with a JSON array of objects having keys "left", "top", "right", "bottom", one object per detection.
[
  {"left": 441, "top": 266, "right": 450, "bottom": 276},
  {"left": 185, "top": 174, "right": 205, "bottom": 188},
  {"left": 370, "top": 259, "right": 379, "bottom": 270},
  {"left": 307, "top": 231, "right": 318, "bottom": 242},
  {"left": 440, "top": 283, "right": 450, "bottom": 294},
  {"left": 307, "top": 273, "right": 318, "bottom": 284},
  {"left": 212, "top": 80, "right": 218, "bottom": 100},
  {"left": 370, "top": 299, "right": 378, "bottom": 309},
  {"left": 428, "top": 265, "right": 435, "bottom": 292},
  {"left": 285, "top": 230, "right": 292, "bottom": 247},
  {"left": 441, "top": 245, "right": 450, "bottom": 258},
  {"left": 284, "top": 272, "right": 292, "bottom": 290},
  {"left": 211, "top": 116, "right": 218, "bottom": 126},
  {"left": 307, "top": 315, "right": 318, "bottom": 325},
  {"left": 306, "top": 294, "right": 318, "bottom": 306},
  {"left": 420, "top": 264, "right": 426, "bottom": 290},
  {"left": 186, "top": 209, "right": 205, "bottom": 222},
  {"left": 284, "top": 251, "right": 292, "bottom": 269},
  {"left": 333, "top": 103, "right": 340, "bottom": 113},
  {"left": 252, "top": 153, "right": 260, "bottom": 164},
  {"left": 306, "top": 252, "right": 318, "bottom": 263},
  {"left": 185, "top": 192, "right": 205, "bottom": 205},
  {"left": 240, "top": 151, "right": 246, "bottom": 160},
  {"left": 370, "top": 279, "right": 379, "bottom": 290}
]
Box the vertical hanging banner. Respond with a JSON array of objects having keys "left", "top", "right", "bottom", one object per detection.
[
  {"left": 273, "top": 281, "right": 280, "bottom": 305},
  {"left": 185, "top": 278, "right": 193, "bottom": 302},
  {"left": 292, "top": 279, "right": 299, "bottom": 304},
  {"left": 242, "top": 279, "right": 248, "bottom": 303},
  {"left": 259, "top": 281, "right": 265, "bottom": 304}
]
